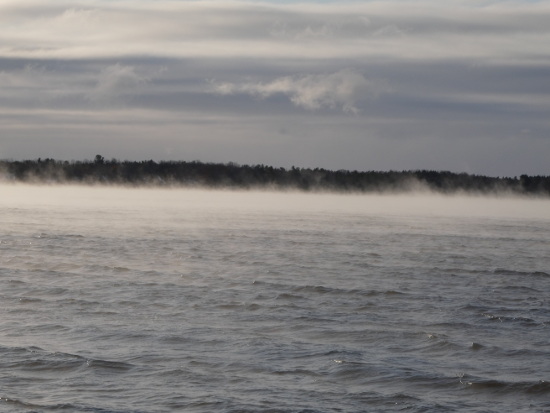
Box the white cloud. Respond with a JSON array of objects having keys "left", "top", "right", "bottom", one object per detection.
[
  {"left": 214, "top": 69, "right": 372, "bottom": 113},
  {"left": 88, "top": 64, "right": 148, "bottom": 103}
]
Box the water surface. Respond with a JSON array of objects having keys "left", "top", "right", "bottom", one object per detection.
[{"left": 1, "top": 185, "right": 549, "bottom": 412}]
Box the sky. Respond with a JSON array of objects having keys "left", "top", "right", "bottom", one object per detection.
[{"left": 1, "top": 0, "right": 549, "bottom": 176}]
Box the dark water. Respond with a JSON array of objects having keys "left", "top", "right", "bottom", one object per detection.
[{"left": 1, "top": 186, "right": 549, "bottom": 412}]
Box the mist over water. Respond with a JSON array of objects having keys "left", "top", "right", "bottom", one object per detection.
[
  {"left": 1, "top": 184, "right": 549, "bottom": 412},
  {"left": 2, "top": 184, "right": 549, "bottom": 217}
]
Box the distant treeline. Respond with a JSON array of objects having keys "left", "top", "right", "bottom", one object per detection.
[{"left": 1, "top": 155, "right": 549, "bottom": 196}]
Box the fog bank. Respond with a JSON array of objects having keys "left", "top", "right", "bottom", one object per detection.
[{"left": 1, "top": 184, "right": 548, "bottom": 222}]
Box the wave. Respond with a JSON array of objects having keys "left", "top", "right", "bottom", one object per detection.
[
  {"left": 436, "top": 267, "right": 550, "bottom": 279},
  {"left": 475, "top": 345, "right": 549, "bottom": 358},
  {"left": 0, "top": 396, "right": 75, "bottom": 412},
  {"left": 34, "top": 232, "right": 85, "bottom": 239},
  {"left": 291, "top": 284, "right": 406, "bottom": 298},
  {"left": 251, "top": 280, "right": 407, "bottom": 301},
  {"left": 459, "top": 375, "right": 550, "bottom": 396},
  {"left": 0, "top": 396, "right": 147, "bottom": 413},
  {"left": 454, "top": 304, "right": 547, "bottom": 327},
  {"left": 481, "top": 312, "right": 538, "bottom": 324},
  {"left": 419, "top": 333, "right": 464, "bottom": 353},
  {"left": 0, "top": 345, "right": 134, "bottom": 374},
  {"left": 493, "top": 268, "right": 550, "bottom": 278}
]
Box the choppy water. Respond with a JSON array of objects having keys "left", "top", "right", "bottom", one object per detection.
[{"left": 1, "top": 185, "right": 549, "bottom": 413}]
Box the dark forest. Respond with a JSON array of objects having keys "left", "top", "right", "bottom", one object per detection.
[{"left": 1, "top": 155, "right": 549, "bottom": 196}]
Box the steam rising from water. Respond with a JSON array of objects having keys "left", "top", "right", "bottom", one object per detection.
[{"left": 1, "top": 184, "right": 549, "bottom": 221}]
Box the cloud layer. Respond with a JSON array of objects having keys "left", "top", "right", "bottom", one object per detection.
[
  {"left": 3, "top": 1, "right": 550, "bottom": 61},
  {"left": 1, "top": 0, "right": 549, "bottom": 176}
]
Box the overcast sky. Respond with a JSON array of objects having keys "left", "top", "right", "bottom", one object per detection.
[{"left": 1, "top": 0, "right": 549, "bottom": 176}]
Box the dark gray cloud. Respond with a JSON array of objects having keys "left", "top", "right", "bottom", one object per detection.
[{"left": 0, "top": 0, "right": 549, "bottom": 176}]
